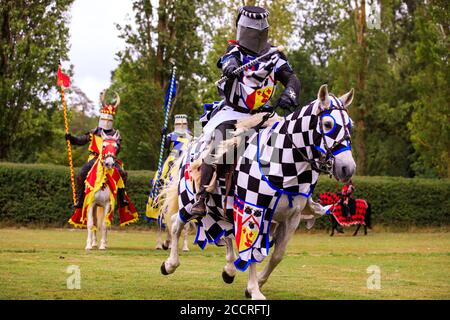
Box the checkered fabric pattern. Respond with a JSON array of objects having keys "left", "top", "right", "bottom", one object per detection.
[
  {"left": 319, "top": 192, "right": 369, "bottom": 226},
  {"left": 177, "top": 135, "right": 235, "bottom": 249},
  {"left": 174, "top": 100, "right": 353, "bottom": 271},
  {"left": 218, "top": 44, "right": 289, "bottom": 112}
]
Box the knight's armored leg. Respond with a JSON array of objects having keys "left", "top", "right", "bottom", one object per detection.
[
  {"left": 75, "top": 159, "right": 96, "bottom": 208},
  {"left": 191, "top": 162, "right": 216, "bottom": 216},
  {"left": 115, "top": 164, "right": 129, "bottom": 207},
  {"left": 191, "top": 121, "right": 235, "bottom": 217}
]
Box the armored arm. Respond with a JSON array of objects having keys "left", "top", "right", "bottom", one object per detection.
[
  {"left": 66, "top": 132, "right": 91, "bottom": 146},
  {"left": 274, "top": 55, "right": 300, "bottom": 110},
  {"left": 217, "top": 44, "right": 241, "bottom": 78}
]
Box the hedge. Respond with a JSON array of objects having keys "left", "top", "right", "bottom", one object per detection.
[
  {"left": 0, "top": 162, "right": 153, "bottom": 227},
  {"left": 0, "top": 162, "right": 449, "bottom": 228}
]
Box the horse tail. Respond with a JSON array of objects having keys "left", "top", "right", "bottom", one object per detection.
[{"left": 365, "top": 202, "right": 372, "bottom": 229}]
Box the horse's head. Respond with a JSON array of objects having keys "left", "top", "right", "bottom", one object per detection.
[
  {"left": 286, "top": 84, "right": 355, "bottom": 182},
  {"left": 313, "top": 84, "right": 356, "bottom": 182},
  {"left": 101, "top": 131, "right": 120, "bottom": 170}
]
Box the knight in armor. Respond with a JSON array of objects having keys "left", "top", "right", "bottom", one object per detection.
[
  {"left": 146, "top": 114, "right": 193, "bottom": 221},
  {"left": 340, "top": 181, "right": 356, "bottom": 218},
  {"left": 191, "top": 5, "right": 301, "bottom": 216},
  {"left": 163, "top": 114, "right": 193, "bottom": 164},
  {"left": 65, "top": 91, "right": 128, "bottom": 209},
  {"left": 158, "top": 114, "right": 193, "bottom": 185}
]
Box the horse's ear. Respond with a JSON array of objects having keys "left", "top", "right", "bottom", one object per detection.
[
  {"left": 113, "top": 130, "right": 120, "bottom": 140},
  {"left": 339, "top": 88, "right": 354, "bottom": 108},
  {"left": 101, "top": 130, "right": 107, "bottom": 140},
  {"left": 317, "top": 84, "right": 330, "bottom": 110}
]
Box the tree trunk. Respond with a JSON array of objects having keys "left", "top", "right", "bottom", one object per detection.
[{"left": 354, "top": 0, "right": 367, "bottom": 175}]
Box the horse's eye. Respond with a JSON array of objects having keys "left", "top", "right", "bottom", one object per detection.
[{"left": 324, "top": 122, "right": 333, "bottom": 130}]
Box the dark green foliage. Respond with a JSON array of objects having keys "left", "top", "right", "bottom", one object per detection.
[
  {"left": 0, "top": 163, "right": 153, "bottom": 227},
  {"left": 0, "top": 0, "right": 73, "bottom": 161},
  {"left": 312, "top": 175, "right": 450, "bottom": 228},
  {"left": 1, "top": 163, "right": 449, "bottom": 228}
]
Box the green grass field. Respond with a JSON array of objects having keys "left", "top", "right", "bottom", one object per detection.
[{"left": 0, "top": 227, "right": 448, "bottom": 300}]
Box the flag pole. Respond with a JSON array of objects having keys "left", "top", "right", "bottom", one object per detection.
[
  {"left": 60, "top": 84, "right": 76, "bottom": 206},
  {"left": 150, "top": 65, "right": 177, "bottom": 206}
]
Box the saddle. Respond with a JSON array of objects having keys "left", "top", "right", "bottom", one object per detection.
[{"left": 191, "top": 112, "right": 282, "bottom": 196}]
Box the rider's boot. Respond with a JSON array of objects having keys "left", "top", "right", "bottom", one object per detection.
[
  {"left": 118, "top": 188, "right": 129, "bottom": 207},
  {"left": 74, "top": 176, "right": 85, "bottom": 209},
  {"left": 191, "top": 163, "right": 215, "bottom": 217}
]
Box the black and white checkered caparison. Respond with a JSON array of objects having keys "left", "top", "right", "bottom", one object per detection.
[{"left": 175, "top": 98, "right": 353, "bottom": 270}]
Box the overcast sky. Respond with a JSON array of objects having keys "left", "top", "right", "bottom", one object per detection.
[{"left": 67, "top": 0, "right": 134, "bottom": 107}]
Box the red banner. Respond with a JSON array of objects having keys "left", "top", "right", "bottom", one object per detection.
[{"left": 57, "top": 65, "right": 70, "bottom": 87}]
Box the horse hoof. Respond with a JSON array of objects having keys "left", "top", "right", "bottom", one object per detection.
[
  {"left": 222, "top": 271, "right": 235, "bottom": 284},
  {"left": 161, "top": 262, "right": 169, "bottom": 276},
  {"left": 162, "top": 243, "right": 169, "bottom": 250},
  {"left": 244, "top": 289, "right": 251, "bottom": 299},
  {"left": 183, "top": 248, "right": 189, "bottom": 252}
]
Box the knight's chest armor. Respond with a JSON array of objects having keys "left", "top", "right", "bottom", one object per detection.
[
  {"left": 237, "top": 54, "right": 276, "bottom": 111},
  {"left": 169, "top": 133, "right": 191, "bottom": 159},
  {"left": 87, "top": 128, "right": 118, "bottom": 161},
  {"left": 88, "top": 134, "right": 103, "bottom": 156}
]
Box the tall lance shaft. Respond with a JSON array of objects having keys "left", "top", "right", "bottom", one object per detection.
[
  {"left": 151, "top": 66, "right": 177, "bottom": 202},
  {"left": 61, "top": 86, "right": 77, "bottom": 205}
]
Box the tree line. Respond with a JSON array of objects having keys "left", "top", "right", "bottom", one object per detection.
[{"left": 0, "top": 0, "right": 448, "bottom": 178}]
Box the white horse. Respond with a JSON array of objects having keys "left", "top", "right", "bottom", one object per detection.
[
  {"left": 85, "top": 131, "right": 121, "bottom": 251},
  {"left": 161, "top": 85, "right": 356, "bottom": 299},
  {"left": 156, "top": 219, "right": 195, "bottom": 252}
]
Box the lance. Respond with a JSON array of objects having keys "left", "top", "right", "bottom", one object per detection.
[
  {"left": 215, "top": 45, "right": 284, "bottom": 86},
  {"left": 149, "top": 65, "right": 177, "bottom": 205},
  {"left": 57, "top": 66, "right": 76, "bottom": 206}
]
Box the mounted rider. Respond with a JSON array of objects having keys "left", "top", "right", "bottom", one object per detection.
[
  {"left": 146, "top": 114, "right": 193, "bottom": 220},
  {"left": 163, "top": 114, "right": 193, "bottom": 165},
  {"left": 192, "top": 5, "right": 301, "bottom": 216},
  {"left": 340, "top": 181, "right": 355, "bottom": 217},
  {"left": 65, "top": 91, "right": 129, "bottom": 211}
]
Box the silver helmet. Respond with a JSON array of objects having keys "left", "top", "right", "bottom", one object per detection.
[
  {"left": 174, "top": 114, "right": 188, "bottom": 135},
  {"left": 236, "top": 6, "right": 269, "bottom": 55},
  {"left": 98, "top": 90, "right": 120, "bottom": 130}
]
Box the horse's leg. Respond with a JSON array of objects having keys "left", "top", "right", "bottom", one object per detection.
[
  {"left": 246, "top": 263, "right": 266, "bottom": 300},
  {"left": 364, "top": 225, "right": 368, "bottom": 235},
  {"left": 161, "top": 214, "right": 185, "bottom": 275},
  {"left": 222, "top": 236, "right": 237, "bottom": 284},
  {"left": 330, "top": 217, "right": 335, "bottom": 237},
  {"left": 182, "top": 223, "right": 190, "bottom": 252},
  {"left": 155, "top": 226, "right": 163, "bottom": 250},
  {"left": 353, "top": 224, "right": 361, "bottom": 236},
  {"left": 92, "top": 206, "right": 99, "bottom": 248},
  {"left": 85, "top": 205, "right": 94, "bottom": 250},
  {"left": 99, "top": 205, "right": 109, "bottom": 250},
  {"left": 163, "top": 227, "right": 172, "bottom": 250},
  {"left": 257, "top": 214, "right": 301, "bottom": 289}
]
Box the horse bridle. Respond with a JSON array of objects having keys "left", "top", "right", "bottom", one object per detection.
[
  {"left": 282, "top": 101, "right": 352, "bottom": 176},
  {"left": 102, "top": 138, "right": 118, "bottom": 162}
]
